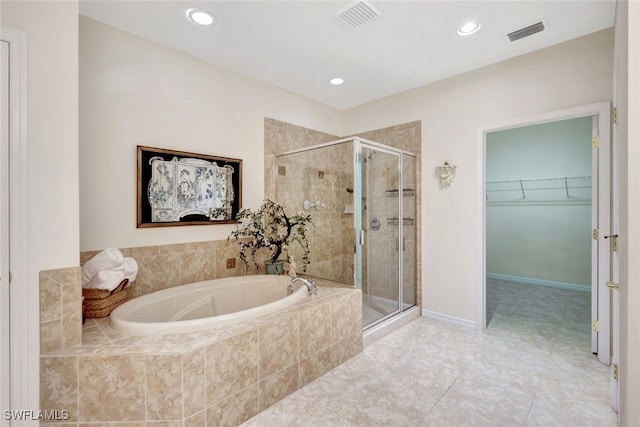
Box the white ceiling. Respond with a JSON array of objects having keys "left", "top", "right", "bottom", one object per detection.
[{"left": 79, "top": 1, "right": 615, "bottom": 110}]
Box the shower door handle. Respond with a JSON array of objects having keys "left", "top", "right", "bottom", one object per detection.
[{"left": 359, "top": 230, "right": 365, "bottom": 246}]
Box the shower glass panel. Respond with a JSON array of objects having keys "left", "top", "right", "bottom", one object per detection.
[
  {"left": 275, "top": 137, "right": 416, "bottom": 330},
  {"left": 275, "top": 142, "right": 355, "bottom": 285},
  {"left": 359, "top": 146, "right": 401, "bottom": 327}
]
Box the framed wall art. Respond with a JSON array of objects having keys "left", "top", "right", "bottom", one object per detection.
[{"left": 137, "top": 146, "right": 242, "bottom": 227}]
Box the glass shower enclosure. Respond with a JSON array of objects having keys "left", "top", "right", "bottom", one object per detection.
[{"left": 275, "top": 137, "right": 416, "bottom": 329}]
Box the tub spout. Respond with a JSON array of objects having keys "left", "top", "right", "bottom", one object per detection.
[{"left": 291, "top": 277, "right": 317, "bottom": 295}]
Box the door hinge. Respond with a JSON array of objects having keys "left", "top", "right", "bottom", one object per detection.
[
  {"left": 613, "top": 363, "right": 619, "bottom": 381},
  {"left": 612, "top": 107, "right": 618, "bottom": 124},
  {"left": 592, "top": 320, "right": 600, "bottom": 332},
  {"left": 593, "top": 229, "right": 599, "bottom": 240},
  {"left": 592, "top": 136, "right": 600, "bottom": 149},
  {"left": 607, "top": 281, "right": 620, "bottom": 290}
]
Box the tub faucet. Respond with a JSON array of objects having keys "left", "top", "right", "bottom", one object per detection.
[{"left": 291, "top": 277, "right": 318, "bottom": 295}]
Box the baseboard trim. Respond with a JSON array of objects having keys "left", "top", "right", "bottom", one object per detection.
[
  {"left": 421, "top": 309, "right": 476, "bottom": 329},
  {"left": 487, "top": 273, "right": 590, "bottom": 293}
]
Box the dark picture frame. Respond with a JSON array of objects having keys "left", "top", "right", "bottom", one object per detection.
[{"left": 137, "top": 145, "right": 242, "bottom": 227}]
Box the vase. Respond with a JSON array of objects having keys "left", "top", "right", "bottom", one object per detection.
[{"left": 264, "top": 260, "right": 285, "bottom": 275}]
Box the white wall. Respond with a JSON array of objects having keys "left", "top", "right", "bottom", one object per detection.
[
  {"left": 1, "top": 1, "right": 80, "bottom": 268},
  {"left": 79, "top": 17, "right": 342, "bottom": 251},
  {"left": 1, "top": 0, "right": 80, "bottom": 414},
  {"left": 342, "top": 29, "right": 614, "bottom": 323},
  {"left": 485, "top": 118, "right": 592, "bottom": 286}
]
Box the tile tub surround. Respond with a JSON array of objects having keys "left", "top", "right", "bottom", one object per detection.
[
  {"left": 40, "top": 284, "right": 362, "bottom": 426},
  {"left": 40, "top": 267, "right": 83, "bottom": 354},
  {"left": 80, "top": 239, "right": 270, "bottom": 299}
]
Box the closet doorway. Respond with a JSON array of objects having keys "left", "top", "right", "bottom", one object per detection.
[
  {"left": 476, "top": 102, "right": 615, "bottom": 366},
  {"left": 484, "top": 116, "right": 594, "bottom": 351}
]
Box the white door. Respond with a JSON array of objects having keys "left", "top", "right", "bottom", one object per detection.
[
  {"left": 0, "top": 39, "right": 11, "bottom": 423},
  {"left": 590, "top": 110, "right": 613, "bottom": 366}
]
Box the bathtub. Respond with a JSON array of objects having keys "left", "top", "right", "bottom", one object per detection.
[{"left": 109, "top": 275, "right": 309, "bottom": 336}]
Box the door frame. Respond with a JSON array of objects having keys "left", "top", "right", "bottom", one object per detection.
[
  {"left": 0, "top": 37, "right": 10, "bottom": 424},
  {"left": 475, "top": 101, "right": 612, "bottom": 358},
  {"left": 0, "top": 26, "right": 30, "bottom": 420}
]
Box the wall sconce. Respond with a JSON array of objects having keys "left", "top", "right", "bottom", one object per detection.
[{"left": 435, "top": 161, "right": 456, "bottom": 189}]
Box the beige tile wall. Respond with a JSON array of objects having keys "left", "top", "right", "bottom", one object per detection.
[
  {"left": 40, "top": 286, "right": 362, "bottom": 426},
  {"left": 264, "top": 117, "right": 339, "bottom": 201},
  {"left": 39, "top": 267, "right": 83, "bottom": 354}
]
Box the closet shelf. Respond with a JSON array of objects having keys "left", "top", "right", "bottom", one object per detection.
[{"left": 486, "top": 176, "right": 591, "bottom": 201}]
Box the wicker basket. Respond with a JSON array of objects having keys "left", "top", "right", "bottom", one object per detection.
[{"left": 82, "top": 279, "right": 129, "bottom": 318}]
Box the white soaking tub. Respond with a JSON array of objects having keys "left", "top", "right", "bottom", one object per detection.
[{"left": 109, "top": 274, "right": 308, "bottom": 336}]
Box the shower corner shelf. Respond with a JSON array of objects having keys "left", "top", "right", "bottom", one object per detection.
[{"left": 385, "top": 188, "right": 415, "bottom": 197}]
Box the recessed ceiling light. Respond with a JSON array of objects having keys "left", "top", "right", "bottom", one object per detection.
[
  {"left": 186, "top": 9, "right": 215, "bottom": 26},
  {"left": 330, "top": 78, "right": 344, "bottom": 85},
  {"left": 457, "top": 20, "right": 481, "bottom": 36}
]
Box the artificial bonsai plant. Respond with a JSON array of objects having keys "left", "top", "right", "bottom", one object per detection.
[{"left": 228, "top": 199, "right": 312, "bottom": 274}]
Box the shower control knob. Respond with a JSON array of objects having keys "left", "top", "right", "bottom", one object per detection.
[{"left": 314, "top": 200, "right": 325, "bottom": 210}]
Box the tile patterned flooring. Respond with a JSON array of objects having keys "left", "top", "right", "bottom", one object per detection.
[{"left": 242, "top": 279, "right": 618, "bottom": 426}]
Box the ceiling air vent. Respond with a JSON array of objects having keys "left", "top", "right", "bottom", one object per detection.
[
  {"left": 337, "top": 1, "right": 381, "bottom": 29},
  {"left": 507, "top": 20, "right": 547, "bottom": 42}
]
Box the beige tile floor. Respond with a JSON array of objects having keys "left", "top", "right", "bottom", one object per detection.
[{"left": 242, "top": 279, "right": 618, "bottom": 426}]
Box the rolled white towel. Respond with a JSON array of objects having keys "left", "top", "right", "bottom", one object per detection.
[
  {"left": 111, "top": 257, "right": 138, "bottom": 283},
  {"left": 81, "top": 248, "right": 124, "bottom": 286},
  {"left": 85, "top": 270, "right": 125, "bottom": 291}
]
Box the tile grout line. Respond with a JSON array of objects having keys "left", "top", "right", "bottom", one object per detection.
[{"left": 524, "top": 377, "right": 544, "bottom": 425}]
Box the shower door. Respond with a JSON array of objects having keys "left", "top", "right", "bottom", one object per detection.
[{"left": 357, "top": 145, "right": 402, "bottom": 328}]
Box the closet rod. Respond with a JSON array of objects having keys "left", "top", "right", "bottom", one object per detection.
[{"left": 486, "top": 175, "right": 592, "bottom": 185}]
